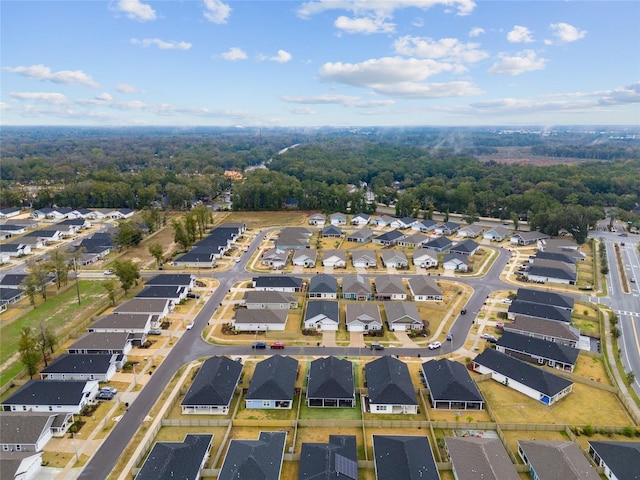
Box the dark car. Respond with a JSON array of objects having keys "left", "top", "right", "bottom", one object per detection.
[
  {"left": 96, "top": 391, "right": 115, "bottom": 400},
  {"left": 370, "top": 343, "right": 384, "bottom": 350},
  {"left": 446, "top": 333, "right": 453, "bottom": 341},
  {"left": 486, "top": 336, "right": 498, "bottom": 343},
  {"left": 186, "top": 293, "right": 200, "bottom": 299},
  {"left": 251, "top": 342, "right": 266, "bottom": 349},
  {"left": 270, "top": 342, "right": 285, "bottom": 349},
  {"left": 460, "top": 309, "right": 467, "bottom": 315}
]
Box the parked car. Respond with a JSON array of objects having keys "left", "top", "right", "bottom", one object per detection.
[
  {"left": 496, "top": 322, "right": 505, "bottom": 328},
  {"left": 270, "top": 342, "right": 285, "bottom": 349},
  {"left": 428, "top": 341, "right": 441, "bottom": 350},
  {"left": 501, "top": 298, "right": 513, "bottom": 304},
  {"left": 96, "top": 391, "right": 115, "bottom": 400},
  {"left": 100, "top": 386, "right": 117, "bottom": 395},
  {"left": 480, "top": 333, "right": 492, "bottom": 339},
  {"left": 148, "top": 329, "right": 162, "bottom": 335},
  {"left": 370, "top": 343, "right": 384, "bottom": 350},
  {"left": 446, "top": 333, "right": 453, "bottom": 341},
  {"left": 186, "top": 322, "right": 194, "bottom": 330},
  {"left": 103, "top": 269, "right": 114, "bottom": 275},
  {"left": 186, "top": 292, "right": 200, "bottom": 299},
  {"left": 251, "top": 342, "right": 266, "bottom": 349},
  {"left": 485, "top": 336, "right": 498, "bottom": 343}
]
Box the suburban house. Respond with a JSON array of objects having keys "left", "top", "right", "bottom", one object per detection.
[
  {"left": 321, "top": 225, "right": 343, "bottom": 238},
  {"left": 483, "top": 226, "right": 510, "bottom": 242},
  {"left": 449, "top": 239, "right": 479, "bottom": 256},
  {"left": 0, "top": 207, "right": 21, "bottom": 219},
  {"left": 329, "top": 213, "right": 347, "bottom": 226},
  {"left": 532, "top": 250, "right": 578, "bottom": 265},
  {"left": 342, "top": 274, "right": 372, "bottom": 300},
  {"left": 308, "top": 274, "right": 338, "bottom": 299},
  {"left": 510, "top": 231, "right": 550, "bottom": 245},
  {"left": 218, "top": 431, "right": 286, "bottom": 480},
  {"left": 322, "top": 249, "right": 347, "bottom": 268},
  {"left": 351, "top": 250, "right": 377, "bottom": 268},
  {"left": 306, "top": 356, "right": 355, "bottom": 407},
  {"left": 351, "top": 213, "right": 370, "bottom": 225},
  {"left": 14, "top": 236, "right": 45, "bottom": 250},
  {"left": 275, "top": 227, "right": 313, "bottom": 250},
  {"left": 113, "top": 298, "right": 172, "bottom": 323},
  {"left": 456, "top": 224, "right": 484, "bottom": 238},
  {"left": 365, "top": 356, "right": 418, "bottom": 414},
  {"left": 383, "top": 301, "right": 423, "bottom": 331},
  {"left": 245, "top": 355, "right": 298, "bottom": 409},
  {"left": 446, "top": 437, "right": 520, "bottom": 480},
  {"left": 56, "top": 218, "right": 91, "bottom": 235},
  {"left": 0, "top": 252, "right": 10, "bottom": 265},
  {"left": 172, "top": 248, "right": 216, "bottom": 268},
  {"left": 524, "top": 261, "right": 577, "bottom": 285},
  {"left": 422, "top": 359, "right": 484, "bottom": 410},
  {"left": 345, "top": 303, "right": 382, "bottom": 332},
  {"left": 298, "top": 435, "right": 358, "bottom": 479},
  {"left": 412, "top": 249, "right": 438, "bottom": 269},
  {"left": 135, "top": 285, "right": 188, "bottom": 303},
  {"left": 442, "top": 253, "right": 469, "bottom": 272},
  {"left": 262, "top": 248, "right": 289, "bottom": 269},
  {"left": 0, "top": 224, "right": 26, "bottom": 235},
  {"left": 496, "top": 331, "right": 579, "bottom": 372},
  {"left": 308, "top": 213, "right": 326, "bottom": 226},
  {"left": 243, "top": 291, "right": 298, "bottom": 309},
  {"left": 180, "top": 356, "right": 242, "bottom": 415},
  {"left": 292, "top": 249, "right": 317, "bottom": 268},
  {"left": 472, "top": 348, "right": 574, "bottom": 405},
  {"left": 408, "top": 276, "right": 442, "bottom": 301},
  {"left": 380, "top": 250, "right": 409, "bottom": 269},
  {"left": 39, "top": 354, "right": 117, "bottom": 382},
  {"left": 503, "top": 316, "right": 580, "bottom": 348},
  {"left": 588, "top": 441, "right": 640, "bottom": 480},
  {"left": 346, "top": 228, "right": 374, "bottom": 243},
  {"left": 135, "top": 434, "right": 213, "bottom": 480},
  {"left": 0, "top": 288, "right": 26, "bottom": 307},
  {"left": 304, "top": 301, "right": 340, "bottom": 331},
  {"left": 145, "top": 273, "right": 195, "bottom": 290},
  {"left": 515, "top": 288, "right": 575, "bottom": 311},
  {"left": 434, "top": 222, "right": 461, "bottom": 236},
  {"left": 88, "top": 313, "right": 153, "bottom": 336},
  {"left": 0, "top": 412, "right": 72, "bottom": 451},
  {"left": 517, "top": 440, "right": 600, "bottom": 480},
  {"left": 423, "top": 236, "right": 452, "bottom": 253},
  {"left": 390, "top": 217, "right": 418, "bottom": 229},
  {"left": 412, "top": 219, "right": 437, "bottom": 233},
  {"left": 1, "top": 380, "right": 99, "bottom": 414},
  {"left": 374, "top": 275, "right": 407, "bottom": 300},
  {"left": 372, "top": 229, "right": 406, "bottom": 246},
  {"left": 0, "top": 243, "right": 31, "bottom": 257},
  {"left": 507, "top": 301, "right": 572, "bottom": 323},
  {"left": 253, "top": 276, "right": 303, "bottom": 292},
  {"left": 67, "top": 332, "right": 133, "bottom": 356},
  {"left": 24, "top": 230, "right": 63, "bottom": 244},
  {"left": 373, "top": 435, "right": 440, "bottom": 480},
  {"left": 396, "top": 233, "right": 428, "bottom": 248},
  {"left": 232, "top": 309, "right": 288, "bottom": 332},
  {"left": 372, "top": 215, "right": 394, "bottom": 227}
]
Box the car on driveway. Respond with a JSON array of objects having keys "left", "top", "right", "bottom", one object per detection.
[
  {"left": 100, "top": 386, "right": 117, "bottom": 395},
  {"left": 370, "top": 343, "right": 384, "bottom": 350},
  {"left": 501, "top": 298, "right": 513, "bottom": 304},
  {"left": 428, "top": 341, "right": 441, "bottom": 350},
  {"left": 186, "top": 292, "right": 200, "bottom": 299},
  {"left": 96, "top": 391, "right": 115, "bottom": 400},
  {"left": 251, "top": 342, "right": 266, "bottom": 349},
  {"left": 485, "top": 336, "right": 498, "bottom": 343},
  {"left": 270, "top": 342, "right": 285, "bottom": 349},
  {"left": 480, "top": 333, "right": 492, "bottom": 339}
]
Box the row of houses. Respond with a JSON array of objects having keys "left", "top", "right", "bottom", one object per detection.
[
  {"left": 172, "top": 223, "right": 246, "bottom": 268},
  {"left": 29, "top": 207, "right": 135, "bottom": 220},
  {"left": 520, "top": 238, "right": 585, "bottom": 285}
]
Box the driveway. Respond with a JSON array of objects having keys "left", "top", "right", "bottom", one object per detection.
[
  {"left": 348, "top": 331, "right": 364, "bottom": 347},
  {"left": 393, "top": 330, "right": 419, "bottom": 347},
  {"left": 322, "top": 330, "right": 337, "bottom": 347}
]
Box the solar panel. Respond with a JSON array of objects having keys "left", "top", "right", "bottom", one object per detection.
[{"left": 335, "top": 453, "right": 358, "bottom": 479}]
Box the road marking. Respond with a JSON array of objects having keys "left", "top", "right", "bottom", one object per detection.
[{"left": 616, "top": 311, "right": 640, "bottom": 317}]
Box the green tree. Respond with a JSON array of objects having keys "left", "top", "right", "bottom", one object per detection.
[
  {"left": 172, "top": 220, "right": 192, "bottom": 250},
  {"left": 48, "top": 250, "right": 69, "bottom": 289},
  {"left": 114, "top": 221, "right": 143, "bottom": 250},
  {"left": 18, "top": 327, "right": 40, "bottom": 379},
  {"left": 112, "top": 259, "right": 140, "bottom": 294},
  {"left": 191, "top": 204, "right": 213, "bottom": 238},
  {"left": 26, "top": 260, "right": 52, "bottom": 301},
  {"left": 103, "top": 277, "right": 120, "bottom": 306},
  {"left": 141, "top": 207, "right": 162, "bottom": 233},
  {"left": 36, "top": 320, "right": 56, "bottom": 366},
  {"left": 148, "top": 242, "right": 164, "bottom": 268}
]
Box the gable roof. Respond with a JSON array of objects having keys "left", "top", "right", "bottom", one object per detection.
[
  {"left": 351, "top": 250, "right": 377, "bottom": 263},
  {"left": 458, "top": 224, "right": 484, "bottom": 235},
  {"left": 243, "top": 291, "right": 295, "bottom": 305},
  {"left": 508, "top": 300, "right": 572, "bottom": 323},
  {"left": 511, "top": 231, "right": 550, "bottom": 242},
  {"left": 0, "top": 412, "right": 57, "bottom": 445},
  {"left": 365, "top": 356, "right": 417, "bottom": 406},
  {"left": 305, "top": 301, "right": 340, "bottom": 324},
  {"left": 515, "top": 288, "right": 575, "bottom": 310},
  {"left": 424, "top": 237, "right": 452, "bottom": 250},
  {"left": 450, "top": 239, "right": 479, "bottom": 254},
  {"left": 484, "top": 226, "right": 510, "bottom": 237},
  {"left": 398, "top": 233, "right": 428, "bottom": 245},
  {"left": 2, "top": 381, "right": 93, "bottom": 407},
  {"left": 322, "top": 225, "right": 343, "bottom": 236},
  {"left": 234, "top": 309, "right": 288, "bottom": 325},
  {"left": 497, "top": 331, "right": 579, "bottom": 365},
  {"left": 384, "top": 302, "right": 421, "bottom": 325},
  {"left": 292, "top": 249, "right": 317, "bottom": 263},
  {"left": 342, "top": 274, "right": 370, "bottom": 295},
  {"left": 527, "top": 263, "right": 577, "bottom": 282},
  {"left": 219, "top": 431, "right": 286, "bottom": 480},
  {"left": 68, "top": 332, "right": 131, "bottom": 351},
  {"left": 309, "top": 274, "right": 338, "bottom": 294},
  {"left": 414, "top": 219, "right": 437, "bottom": 230},
  {"left": 374, "top": 275, "right": 406, "bottom": 295},
  {"left": 473, "top": 348, "right": 573, "bottom": 397},
  {"left": 505, "top": 316, "right": 580, "bottom": 343},
  {"left": 345, "top": 303, "right": 381, "bottom": 326},
  {"left": 373, "top": 435, "right": 440, "bottom": 480},
  {"left": 145, "top": 274, "right": 194, "bottom": 287},
  {"left": 588, "top": 441, "right": 640, "bottom": 480},
  {"left": 307, "top": 356, "right": 354, "bottom": 400},
  {"left": 40, "top": 354, "right": 115, "bottom": 375},
  {"left": 298, "top": 435, "right": 358, "bottom": 480},
  {"left": 347, "top": 227, "right": 374, "bottom": 240},
  {"left": 422, "top": 359, "right": 483, "bottom": 404},
  {"left": 136, "top": 434, "right": 213, "bottom": 480},
  {"left": 380, "top": 250, "right": 409, "bottom": 265},
  {"left": 135, "top": 285, "right": 186, "bottom": 300},
  {"left": 408, "top": 276, "right": 442, "bottom": 297},
  {"left": 89, "top": 313, "right": 153, "bottom": 330},
  {"left": 246, "top": 355, "right": 298, "bottom": 401},
  {"left": 253, "top": 276, "right": 303, "bottom": 290},
  {"left": 113, "top": 298, "right": 171, "bottom": 314},
  {"left": 181, "top": 356, "right": 242, "bottom": 408},
  {"left": 442, "top": 252, "right": 469, "bottom": 266},
  {"left": 322, "top": 249, "right": 347, "bottom": 262},
  {"left": 412, "top": 248, "right": 438, "bottom": 261},
  {"left": 446, "top": 437, "right": 519, "bottom": 480},
  {"left": 518, "top": 440, "right": 600, "bottom": 480},
  {"left": 374, "top": 229, "right": 406, "bottom": 243}
]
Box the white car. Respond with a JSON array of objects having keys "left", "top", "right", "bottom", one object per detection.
[
  {"left": 480, "top": 333, "right": 492, "bottom": 339},
  {"left": 186, "top": 322, "right": 194, "bottom": 330},
  {"left": 428, "top": 341, "right": 442, "bottom": 350},
  {"left": 501, "top": 298, "right": 513, "bottom": 304},
  {"left": 103, "top": 269, "right": 114, "bottom": 275}
]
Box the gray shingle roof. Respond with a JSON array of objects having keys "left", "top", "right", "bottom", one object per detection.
[
  {"left": 373, "top": 435, "right": 440, "bottom": 480},
  {"left": 246, "top": 355, "right": 298, "bottom": 401},
  {"left": 0, "top": 412, "right": 56, "bottom": 445},
  {"left": 309, "top": 274, "right": 338, "bottom": 294},
  {"left": 508, "top": 300, "right": 572, "bottom": 323},
  {"left": 298, "top": 435, "right": 358, "bottom": 480},
  {"left": 136, "top": 434, "right": 213, "bottom": 480},
  {"left": 497, "top": 331, "right": 579, "bottom": 366},
  {"left": 219, "top": 431, "right": 286, "bottom": 480},
  {"left": 446, "top": 437, "right": 519, "bottom": 480},
  {"left": 588, "top": 441, "right": 640, "bottom": 480},
  {"left": 515, "top": 288, "right": 575, "bottom": 310},
  {"left": 307, "top": 357, "right": 354, "bottom": 400},
  {"left": 2, "top": 381, "right": 91, "bottom": 408},
  {"left": 181, "top": 356, "right": 242, "bottom": 408},
  {"left": 305, "top": 301, "right": 340, "bottom": 324},
  {"left": 518, "top": 440, "right": 600, "bottom": 480},
  {"left": 365, "top": 356, "right": 417, "bottom": 406},
  {"left": 253, "top": 276, "right": 303, "bottom": 290},
  {"left": 422, "top": 359, "right": 483, "bottom": 404},
  {"left": 40, "top": 354, "right": 115, "bottom": 375}
]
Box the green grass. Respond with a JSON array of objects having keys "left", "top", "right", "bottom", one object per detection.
[{"left": 299, "top": 396, "right": 363, "bottom": 420}]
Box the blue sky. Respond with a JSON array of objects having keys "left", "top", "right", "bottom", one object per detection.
[{"left": 1, "top": 0, "right": 639, "bottom": 126}]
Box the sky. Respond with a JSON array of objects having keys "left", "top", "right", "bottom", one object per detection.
[{"left": 1, "top": 0, "right": 639, "bottom": 127}]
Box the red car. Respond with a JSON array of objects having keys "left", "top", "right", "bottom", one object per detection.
[{"left": 270, "top": 342, "right": 285, "bottom": 349}]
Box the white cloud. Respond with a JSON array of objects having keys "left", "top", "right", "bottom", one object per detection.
[
  {"left": 507, "top": 25, "right": 534, "bottom": 43},
  {"left": 469, "top": 27, "right": 485, "bottom": 37},
  {"left": 488, "top": 50, "right": 546, "bottom": 75},
  {"left": 372, "top": 81, "right": 483, "bottom": 98},
  {"left": 334, "top": 15, "right": 395, "bottom": 34},
  {"left": 221, "top": 47, "right": 247, "bottom": 61},
  {"left": 10, "top": 92, "right": 68, "bottom": 105},
  {"left": 296, "top": 0, "right": 476, "bottom": 19},
  {"left": 130, "top": 38, "right": 192, "bottom": 50},
  {"left": 95, "top": 93, "right": 113, "bottom": 102},
  {"left": 203, "top": 0, "right": 231, "bottom": 24},
  {"left": 547, "top": 22, "right": 587, "bottom": 43},
  {"left": 115, "top": 83, "right": 141, "bottom": 94},
  {"left": 282, "top": 94, "right": 395, "bottom": 108},
  {"left": 113, "top": 0, "right": 157, "bottom": 21},
  {"left": 270, "top": 50, "right": 292, "bottom": 63},
  {"left": 393, "top": 36, "right": 489, "bottom": 63},
  {"left": 3, "top": 64, "right": 98, "bottom": 87},
  {"left": 289, "top": 106, "right": 317, "bottom": 115},
  {"left": 596, "top": 82, "right": 640, "bottom": 105}
]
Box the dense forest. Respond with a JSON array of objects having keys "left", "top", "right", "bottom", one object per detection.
[{"left": 1, "top": 126, "right": 639, "bottom": 243}]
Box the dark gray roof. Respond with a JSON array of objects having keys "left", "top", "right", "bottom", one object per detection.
[
  {"left": 305, "top": 301, "right": 340, "bottom": 323},
  {"left": 219, "top": 431, "right": 286, "bottom": 480},
  {"left": 0, "top": 451, "right": 42, "bottom": 480},
  {"left": 136, "top": 434, "right": 213, "bottom": 480},
  {"left": 373, "top": 229, "right": 405, "bottom": 242},
  {"left": 89, "top": 313, "right": 152, "bottom": 330},
  {"left": 505, "top": 317, "right": 579, "bottom": 342},
  {"left": 443, "top": 252, "right": 469, "bottom": 265},
  {"left": 588, "top": 441, "right": 640, "bottom": 480},
  {"left": 307, "top": 356, "right": 354, "bottom": 400},
  {"left": 135, "top": 285, "right": 186, "bottom": 299},
  {"left": 518, "top": 440, "right": 600, "bottom": 480},
  {"left": 0, "top": 288, "right": 23, "bottom": 303},
  {"left": 24, "top": 229, "right": 60, "bottom": 238},
  {"left": 309, "top": 274, "right": 338, "bottom": 294},
  {"left": 181, "top": 356, "right": 242, "bottom": 408},
  {"left": 69, "top": 332, "right": 131, "bottom": 351},
  {"left": 515, "top": 288, "right": 575, "bottom": 310},
  {"left": 508, "top": 300, "right": 572, "bottom": 323},
  {"left": 0, "top": 275, "right": 28, "bottom": 288},
  {"left": 145, "top": 274, "right": 194, "bottom": 287},
  {"left": 424, "top": 237, "right": 452, "bottom": 250},
  {"left": 422, "top": 359, "right": 483, "bottom": 404},
  {"left": 497, "top": 331, "right": 579, "bottom": 365},
  {"left": 373, "top": 435, "right": 440, "bottom": 480},
  {"left": 450, "top": 239, "right": 479, "bottom": 254},
  {"left": 473, "top": 348, "right": 573, "bottom": 397},
  {"left": 342, "top": 275, "right": 370, "bottom": 295},
  {"left": 322, "top": 225, "right": 343, "bottom": 236},
  {"left": 365, "top": 356, "right": 417, "bottom": 406},
  {"left": 40, "top": 354, "right": 115, "bottom": 375},
  {"left": 0, "top": 412, "right": 56, "bottom": 445},
  {"left": 2, "top": 381, "right": 91, "bottom": 407},
  {"left": 527, "top": 264, "right": 577, "bottom": 282},
  {"left": 253, "top": 276, "right": 303, "bottom": 289},
  {"left": 234, "top": 309, "right": 288, "bottom": 325},
  {"left": 114, "top": 298, "right": 170, "bottom": 314},
  {"left": 243, "top": 291, "right": 295, "bottom": 305},
  {"left": 246, "top": 355, "right": 298, "bottom": 401},
  {"left": 298, "top": 435, "right": 358, "bottom": 480},
  {"left": 534, "top": 251, "right": 576, "bottom": 264}
]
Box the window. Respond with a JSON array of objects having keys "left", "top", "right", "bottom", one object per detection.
[{"left": 263, "top": 401, "right": 271, "bottom": 407}]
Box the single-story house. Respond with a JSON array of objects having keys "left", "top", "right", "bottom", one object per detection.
[
  {"left": 504, "top": 316, "right": 580, "bottom": 348},
  {"left": 0, "top": 412, "right": 70, "bottom": 451},
  {"left": 172, "top": 249, "right": 216, "bottom": 268},
  {"left": 372, "top": 215, "right": 394, "bottom": 227},
  {"left": 39, "top": 354, "right": 118, "bottom": 382},
  {"left": 351, "top": 213, "right": 370, "bottom": 225},
  {"left": 308, "top": 213, "right": 326, "bottom": 226},
  {"left": 245, "top": 355, "right": 298, "bottom": 409},
  {"left": 510, "top": 231, "right": 550, "bottom": 245},
  {"left": 346, "top": 228, "right": 374, "bottom": 243},
  {"left": 342, "top": 274, "right": 372, "bottom": 300},
  {"left": 391, "top": 217, "right": 418, "bottom": 229},
  {"left": 457, "top": 224, "right": 484, "bottom": 238},
  {"left": 292, "top": 249, "right": 317, "bottom": 268},
  {"left": 298, "top": 435, "right": 358, "bottom": 478},
  {"left": 0, "top": 243, "right": 31, "bottom": 257},
  {"left": 442, "top": 253, "right": 469, "bottom": 272},
  {"left": 496, "top": 331, "right": 579, "bottom": 372},
  {"left": 135, "top": 285, "right": 188, "bottom": 303},
  {"left": 261, "top": 248, "right": 289, "bottom": 269},
  {"left": 422, "top": 359, "right": 484, "bottom": 410},
  {"left": 0, "top": 288, "right": 27, "bottom": 307},
  {"left": 345, "top": 303, "right": 382, "bottom": 332},
  {"left": 253, "top": 276, "right": 303, "bottom": 292},
  {"left": 373, "top": 435, "right": 440, "bottom": 480},
  {"left": 507, "top": 301, "right": 572, "bottom": 323},
  {"left": 218, "top": 432, "right": 286, "bottom": 480},
  {"left": 67, "top": 332, "right": 133, "bottom": 356},
  {"left": 380, "top": 250, "right": 409, "bottom": 269},
  {"left": 396, "top": 233, "right": 428, "bottom": 248},
  {"left": 374, "top": 275, "right": 407, "bottom": 300},
  {"left": 232, "top": 309, "right": 288, "bottom": 332},
  {"left": 352, "top": 250, "right": 377, "bottom": 268},
  {"left": 135, "top": 434, "right": 213, "bottom": 480},
  {"left": 181, "top": 356, "right": 242, "bottom": 415},
  {"left": 588, "top": 441, "right": 640, "bottom": 480},
  {"left": 483, "top": 226, "right": 510, "bottom": 242},
  {"left": 518, "top": 440, "right": 600, "bottom": 480},
  {"left": 16, "top": 236, "right": 46, "bottom": 250},
  {"left": 0, "top": 207, "right": 21, "bottom": 219},
  {"left": 145, "top": 274, "right": 195, "bottom": 290},
  {"left": 524, "top": 261, "right": 577, "bottom": 285},
  {"left": 88, "top": 313, "right": 153, "bottom": 335},
  {"left": 243, "top": 291, "right": 298, "bottom": 309},
  {"left": 0, "top": 224, "right": 26, "bottom": 235},
  {"left": 304, "top": 301, "right": 340, "bottom": 331},
  {"left": 308, "top": 274, "right": 338, "bottom": 299},
  {"left": 412, "top": 219, "right": 437, "bottom": 233},
  {"left": 472, "top": 348, "right": 573, "bottom": 405},
  {"left": 450, "top": 239, "right": 479, "bottom": 256},
  {"left": 321, "top": 250, "right": 347, "bottom": 268},
  {"left": 515, "top": 288, "right": 575, "bottom": 311},
  {"left": 423, "top": 236, "right": 452, "bottom": 253},
  {"left": 434, "top": 222, "right": 461, "bottom": 236},
  {"left": 446, "top": 437, "right": 520, "bottom": 480},
  {"left": 275, "top": 227, "right": 313, "bottom": 250},
  {"left": 329, "top": 213, "right": 347, "bottom": 226},
  {"left": 321, "top": 225, "right": 343, "bottom": 238},
  {"left": 306, "top": 356, "right": 355, "bottom": 407},
  {"left": 365, "top": 356, "right": 418, "bottom": 414},
  {"left": 24, "top": 230, "right": 63, "bottom": 243},
  {"left": 1, "top": 380, "right": 99, "bottom": 414},
  {"left": 372, "top": 229, "right": 405, "bottom": 246},
  {"left": 412, "top": 249, "right": 438, "bottom": 269},
  {"left": 408, "top": 276, "right": 442, "bottom": 301},
  {"left": 384, "top": 301, "right": 423, "bottom": 331},
  {"left": 113, "top": 298, "right": 172, "bottom": 323}
]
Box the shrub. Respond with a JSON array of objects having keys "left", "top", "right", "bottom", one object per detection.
[
  {"left": 622, "top": 426, "right": 634, "bottom": 437},
  {"left": 583, "top": 424, "right": 595, "bottom": 436}
]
